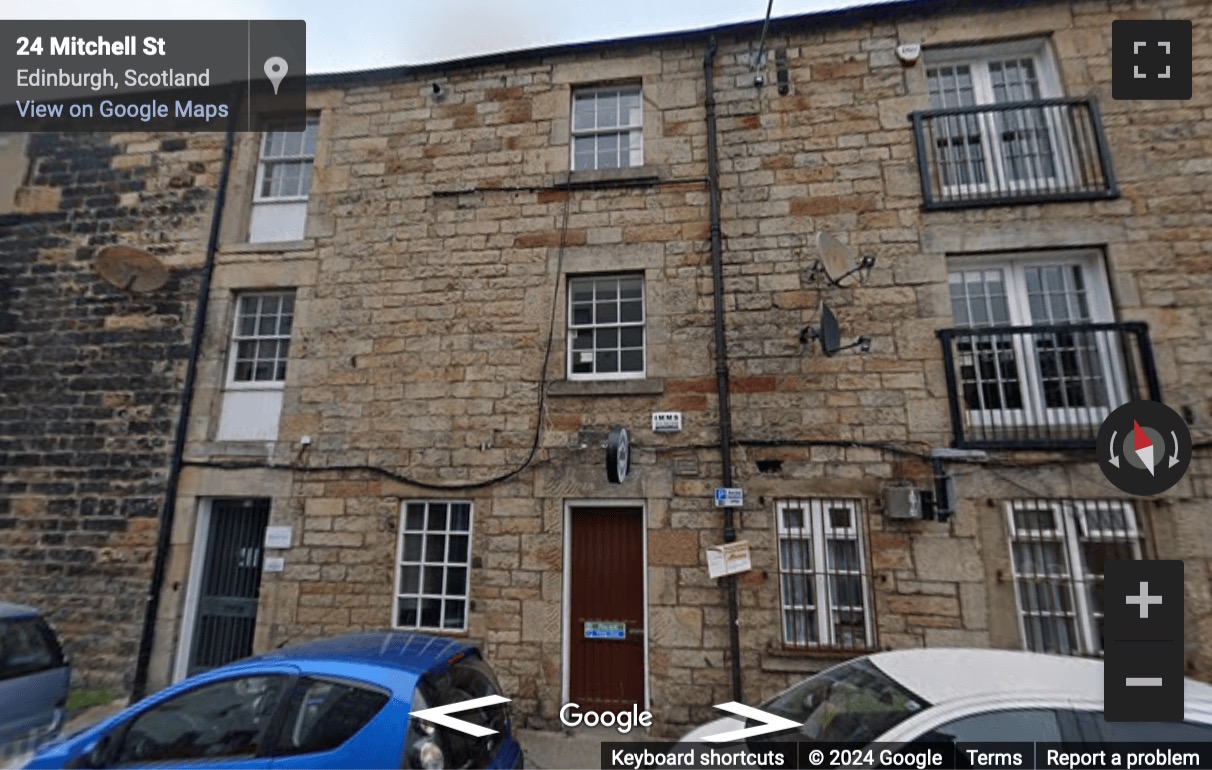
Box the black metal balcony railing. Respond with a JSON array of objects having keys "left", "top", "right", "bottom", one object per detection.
[
  {"left": 911, "top": 98, "right": 1118, "bottom": 209},
  {"left": 937, "top": 322, "right": 1160, "bottom": 449}
]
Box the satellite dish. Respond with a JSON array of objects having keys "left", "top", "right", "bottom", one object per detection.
[
  {"left": 95, "top": 245, "right": 169, "bottom": 293},
  {"left": 800, "top": 301, "right": 872, "bottom": 357},
  {"left": 818, "top": 302, "right": 842, "bottom": 355},
  {"left": 809, "top": 232, "right": 876, "bottom": 287}
]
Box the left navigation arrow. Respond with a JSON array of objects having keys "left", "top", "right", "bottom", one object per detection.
[{"left": 410, "top": 695, "right": 512, "bottom": 737}]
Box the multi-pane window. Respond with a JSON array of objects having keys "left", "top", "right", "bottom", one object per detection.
[
  {"left": 1007, "top": 499, "right": 1142, "bottom": 656},
  {"left": 249, "top": 116, "right": 318, "bottom": 242},
  {"left": 776, "top": 499, "right": 873, "bottom": 650},
  {"left": 394, "top": 501, "right": 472, "bottom": 632},
  {"left": 256, "top": 119, "right": 318, "bottom": 200},
  {"left": 567, "top": 274, "right": 645, "bottom": 380},
  {"left": 926, "top": 45, "right": 1062, "bottom": 193},
  {"left": 948, "top": 252, "right": 1124, "bottom": 428},
  {"left": 571, "top": 86, "right": 642, "bottom": 171},
  {"left": 227, "top": 292, "right": 295, "bottom": 386}
]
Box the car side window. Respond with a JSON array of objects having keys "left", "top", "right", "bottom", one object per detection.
[
  {"left": 916, "top": 708, "right": 1066, "bottom": 743},
  {"left": 1098, "top": 718, "right": 1212, "bottom": 741},
  {"left": 0, "top": 617, "right": 64, "bottom": 680},
  {"left": 273, "top": 677, "right": 389, "bottom": 756},
  {"left": 112, "top": 675, "right": 288, "bottom": 766}
]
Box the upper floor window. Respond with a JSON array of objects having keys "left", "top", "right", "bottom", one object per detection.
[
  {"left": 947, "top": 251, "right": 1125, "bottom": 429},
  {"left": 567, "top": 274, "right": 645, "bottom": 380},
  {"left": 925, "top": 42, "right": 1069, "bottom": 194},
  {"left": 571, "top": 86, "right": 642, "bottom": 171},
  {"left": 249, "top": 116, "right": 318, "bottom": 243},
  {"left": 227, "top": 291, "right": 295, "bottom": 388}
]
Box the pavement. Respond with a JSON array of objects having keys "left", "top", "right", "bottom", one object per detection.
[{"left": 519, "top": 726, "right": 654, "bottom": 770}]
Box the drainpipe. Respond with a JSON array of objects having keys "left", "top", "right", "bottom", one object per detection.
[
  {"left": 131, "top": 93, "right": 240, "bottom": 701},
  {"left": 704, "top": 36, "right": 743, "bottom": 705}
]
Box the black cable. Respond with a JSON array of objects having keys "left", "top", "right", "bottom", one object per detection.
[{"left": 284, "top": 174, "right": 575, "bottom": 493}]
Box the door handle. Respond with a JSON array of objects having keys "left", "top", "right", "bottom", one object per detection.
[{"left": 628, "top": 627, "right": 644, "bottom": 641}]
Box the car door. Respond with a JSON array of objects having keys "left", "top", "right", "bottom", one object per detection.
[
  {"left": 75, "top": 669, "right": 297, "bottom": 769},
  {"left": 1075, "top": 703, "right": 1212, "bottom": 743},
  {"left": 897, "top": 705, "right": 1082, "bottom": 769},
  {"left": 880, "top": 700, "right": 1085, "bottom": 766},
  {"left": 0, "top": 615, "right": 70, "bottom": 749}
]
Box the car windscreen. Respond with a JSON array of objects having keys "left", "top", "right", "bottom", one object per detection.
[{"left": 750, "top": 658, "right": 929, "bottom": 744}]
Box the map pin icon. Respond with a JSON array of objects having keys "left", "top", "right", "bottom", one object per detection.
[{"left": 264, "top": 56, "right": 288, "bottom": 95}]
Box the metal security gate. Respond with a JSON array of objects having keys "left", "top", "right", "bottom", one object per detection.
[{"left": 188, "top": 498, "right": 270, "bottom": 675}]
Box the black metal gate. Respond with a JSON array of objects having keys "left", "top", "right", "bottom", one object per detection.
[{"left": 188, "top": 498, "right": 271, "bottom": 675}]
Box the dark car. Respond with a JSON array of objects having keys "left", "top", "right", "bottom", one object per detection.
[
  {"left": 0, "top": 603, "right": 71, "bottom": 761},
  {"left": 26, "top": 630, "right": 522, "bottom": 769}
]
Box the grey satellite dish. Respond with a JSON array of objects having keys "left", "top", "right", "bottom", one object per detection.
[
  {"left": 801, "top": 301, "right": 872, "bottom": 356},
  {"left": 95, "top": 245, "right": 169, "bottom": 292},
  {"left": 809, "top": 232, "right": 876, "bottom": 287}
]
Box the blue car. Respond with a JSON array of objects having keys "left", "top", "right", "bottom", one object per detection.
[{"left": 26, "top": 631, "right": 523, "bottom": 769}]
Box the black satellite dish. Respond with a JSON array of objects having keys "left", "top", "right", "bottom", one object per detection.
[
  {"left": 819, "top": 303, "right": 842, "bottom": 355},
  {"left": 801, "top": 302, "right": 871, "bottom": 357}
]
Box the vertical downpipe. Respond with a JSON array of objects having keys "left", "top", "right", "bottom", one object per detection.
[
  {"left": 704, "top": 36, "right": 743, "bottom": 704},
  {"left": 131, "top": 94, "right": 240, "bottom": 701}
]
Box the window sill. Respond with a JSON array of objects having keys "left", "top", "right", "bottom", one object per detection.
[
  {"left": 760, "top": 647, "right": 873, "bottom": 675},
  {"left": 564, "top": 167, "right": 661, "bottom": 189},
  {"left": 187, "top": 441, "right": 276, "bottom": 459},
  {"left": 223, "top": 239, "right": 315, "bottom": 254},
  {"left": 547, "top": 378, "right": 665, "bottom": 397}
]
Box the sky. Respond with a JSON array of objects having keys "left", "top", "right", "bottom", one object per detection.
[{"left": 11, "top": 0, "right": 899, "bottom": 74}]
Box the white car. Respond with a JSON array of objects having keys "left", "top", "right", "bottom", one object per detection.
[{"left": 679, "top": 648, "right": 1212, "bottom": 748}]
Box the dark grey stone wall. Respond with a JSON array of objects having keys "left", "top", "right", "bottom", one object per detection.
[{"left": 0, "top": 131, "right": 220, "bottom": 691}]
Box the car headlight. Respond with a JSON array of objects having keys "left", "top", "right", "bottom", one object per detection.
[
  {"left": 405, "top": 690, "right": 446, "bottom": 770},
  {"left": 412, "top": 736, "right": 445, "bottom": 770}
]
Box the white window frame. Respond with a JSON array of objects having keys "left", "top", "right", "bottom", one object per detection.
[
  {"left": 566, "top": 273, "right": 646, "bottom": 381},
  {"left": 570, "top": 85, "right": 643, "bottom": 172},
  {"left": 393, "top": 501, "right": 473, "bottom": 633},
  {"left": 252, "top": 117, "right": 318, "bottom": 204},
  {"left": 775, "top": 498, "right": 874, "bottom": 650},
  {"left": 924, "top": 40, "right": 1079, "bottom": 197},
  {"left": 224, "top": 291, "right": 295, "bottom": 392},
  {"left": 947, "top": 249, "right": 1127, "bottom": 429},
  {"left": 1007, "top": 499, "right": 1142, "bottom": 657},
  {"left": 248, "top": 116, "right": 318, "bottom": 243}
]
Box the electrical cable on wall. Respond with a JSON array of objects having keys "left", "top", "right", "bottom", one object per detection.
[{"left": 259, "top": 174, "right": 576, "bottom": 492}]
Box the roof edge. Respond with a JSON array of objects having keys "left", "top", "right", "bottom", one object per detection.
[{"left": 306, "top": 0, "right": 979, "bottom": 87}]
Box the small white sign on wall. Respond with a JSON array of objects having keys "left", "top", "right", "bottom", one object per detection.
[
  {"left": 707, "top": 540, "right": 752, "bottom": 579},
  {"left": 264, "top": 526, "right": 293, "bottom": 549},
  {"left": 263, "top": 556, "right": 285, "bottom": 573}
]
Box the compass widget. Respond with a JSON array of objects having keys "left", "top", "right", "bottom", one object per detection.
[{"left": 1098, "top": 400, "right": 1192, "bottom": 496}]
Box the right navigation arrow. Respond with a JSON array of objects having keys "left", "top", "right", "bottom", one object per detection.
[{"left": 701, "top": 702, "right": 800, "bottom": 743}]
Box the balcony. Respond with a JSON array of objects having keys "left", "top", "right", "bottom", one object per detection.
[
  {"left": 937, "top": 322, "right": 1160, "bottom": 449},
  {"left": 911, "top": 98, "right": 1118, "bottom": 210}
]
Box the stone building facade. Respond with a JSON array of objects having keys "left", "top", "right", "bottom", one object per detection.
[{"left": 3, "top": 0, "right": 1210, "bottom": 731}]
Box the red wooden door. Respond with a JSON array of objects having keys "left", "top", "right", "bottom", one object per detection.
[{"left": 569, "top": 507, "right": 645, "bottom": 710}]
